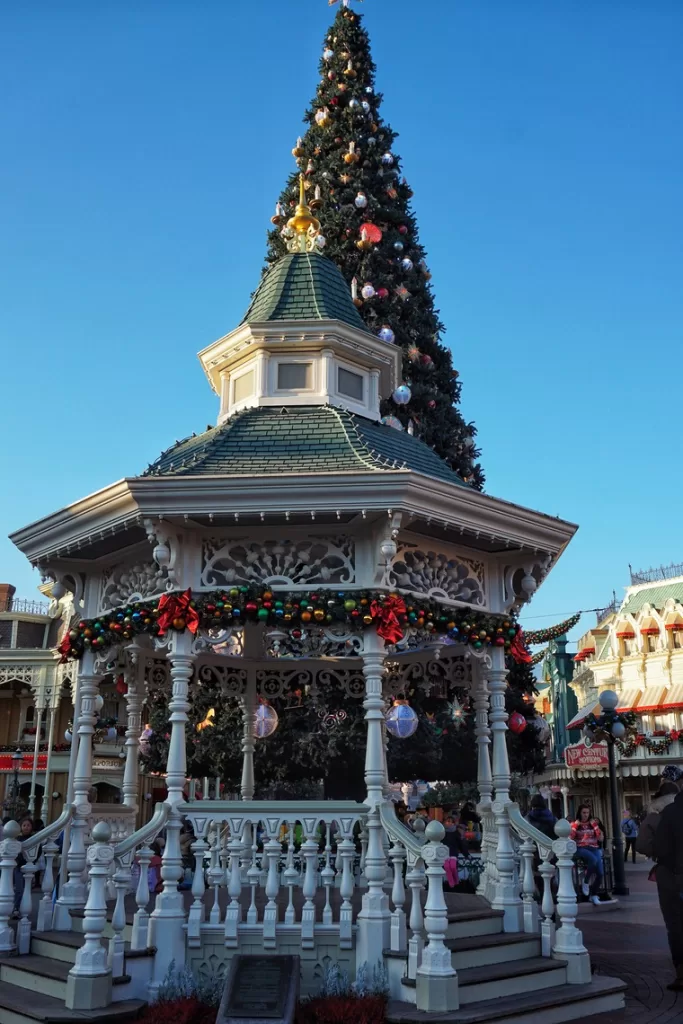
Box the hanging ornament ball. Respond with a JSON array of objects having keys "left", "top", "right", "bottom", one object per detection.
[
  {"left": 253, "top": 702, "right": 279, "bottom": 739},
  {"left": 392, "top": 384, "right": 412, "bottom": 405},
  {"left": 323, "top": 48, "right": 334, "bottom": 60},
  {"left": 428, "top": 399, "right": 436, "bottom": 409},
  {"left": 367, "top": 136, "right": 377, "bottom": 146},
  {"left": 378, "top": 325, "right": 395, "bottom": 343},
  {"left": 64, "top": 729, "right": 73, "bottom": 744},
  {"left": 315, "top": 233, "right": 326, "bottom": 249},
  {"left": 377, "top": 286, "right": 389, "bottom": 299},
  {"left": 385, "top": 701, "right": 419, "bottom": 739},
  {"left": 508, "top": 711, "right": 527, "bottom": 735},
  {"left": 328, "top": 70, "right": 336, "bottom": 81},
  {"left": 532, "top": 716, "right": 552, "bottom": 743},
  {"left": 401, "top": 258, "right": 414, "bottom": 272},
  {"left": 315, "top": 108, "right": 331, "bottom": 127},
  {"left": 365, "top": 86, "right": 373, "bottom": 94},
  {"left": 362, "top": 101, "right": 371, "bottom": 112},
  {"left": 359, "top": 221, "right": 382, "bottom": 242},
  {"left": 354, "top": 191, "right": 368, "bottom": 208},
  {"left": 399, "top": 224, "right": 408, "bottom": 234},
  {"left": 361, "top": 283, "right": 376, "bottom": 299},
  {"left": 381, "top": 415, "right": 404, "bottom": 432},
  {"left": 393, "top": 241, "right": 404, "bottom": 252},
  {"left": 381, "top": 152, "right": 395, "bottom": 166},
  {"left": 349, "top": 97, "right": 359, "bottom": 108}
]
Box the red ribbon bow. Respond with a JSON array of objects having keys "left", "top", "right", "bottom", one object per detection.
[
  {"left": 58, "top": 633, "right": 72, "bottom": 664},
  {"left": 370, "top": 595, "right": 407, "bottom": 645},
  {"left": 156, "top": 588, "right": 200, "bottom": 636},
  {"left": 509, "top": 628, "right": 532, "bottom": 664}
]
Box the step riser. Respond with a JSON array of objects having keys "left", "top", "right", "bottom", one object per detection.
[
  {"left": 452, "top": 938, "right": 541, "bottom": 970},
  {"left": 30, "top": 938, "right": 78, "bottom": 964},
  {"left": 447, "top": 917, "right": 503, "bottom": 940},
  {"left": 0, "top": 964, "right": 67, "bottom": 1001},
  {"left": 70, "top": 919, "right": 132, "bottom": 942},
  {"left": 460, "top": 966, "right": 567, "bottom": 1006},
  {"left": 0, "top": 1008, "right": 40, "bottom": 1024},
  {"left": 482, "top": 990, "right": 625, "bottom": 1024}
]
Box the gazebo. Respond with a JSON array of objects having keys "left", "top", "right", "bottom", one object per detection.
[{"left": 2, "top": 195, "right": 626, "bottom": 1022}]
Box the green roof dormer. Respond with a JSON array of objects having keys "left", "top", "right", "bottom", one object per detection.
[{"left": 241, "top": 252, "right": 368, "bottom": 332}]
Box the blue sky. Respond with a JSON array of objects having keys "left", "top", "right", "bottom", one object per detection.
[{"left": 1, "top": 0, "right": 681, "bottom": 648}]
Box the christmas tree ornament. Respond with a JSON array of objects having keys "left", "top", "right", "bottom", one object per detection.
[
  {"left": 381, "top": 415, "right": 404, "bottom": 431},
  {"left": 395, "top": 284, "right": 410, "bottom": 301},
  {"left": 329, "top": 96, "right": 339, "bottom": 106},
  {"left": 338, "top": 82, "right": 347, "bottom": 93},
  {"left": 315, "top": 107, "right": 331, "bottom": 127},
  {"left": 328, "top": 70, "right": 336, "bottom": 81},
  {"left": 292, "top": 137, "right": 305, "bottom": 159},
  {"left": 398, "top": 224, "right": 408, "bottom": 234},
  {"left": 365, "top": 86, "right": 373, "bottom": 94},
  {"left": 401, "top": 257, "right": 414, "bottom": 271},
  {"left": 356, "top": 227, "right": 373, "bottom": 251},
  {"left": 343, "top": 141, "right": 360, "bottom": 164},
  {"left": 344, "top": 59, "right": 356, "bottom": 78},
  {"left": 376, "top": 287, "right": 389, "bottom": 299},
  {"left": 362, "top": 101, "right": 371, "bottom": 112},
  {"left": 323, "top": 48, "right": 334, "bottom": 60},
  {"left": 408, "top": 346, "right": 420, "bottom": 362},
  {"left": 386, "top": 185, "right": 398, "bottom": 199},
  {"left": 381, "top": 152, "right": 395, "bottom": 166},
  {"left": 385, "top": 700, "right": 418, "bottom": 739},
  {"left": 270, "top": 202, "right": 285, "bottom": 226},
  {"left": 361, "top": 282, "right": 376, "bottom": 299},
  {"left": 508, "top": 711, "right": 527, "bottom": 735},
  {"left": 378, "top": 325, "right": 395, "bottom": 343},
  {"left": 349, "top": 97, "right": 360, "bottom": 109},
  {"left": 393, "top": 241, "right": 404, "bottom": 251},
  {"left": 305, "top": 159, "right": 314, "bottom": 175},
  {"left": 354, "top": 191, "right": 368, "bottom": 208},
  {"left": 315, "top": 233, "right": 326, "bottom": 249},
  {"left": 359, "top": 221, "right": 382, "bottom": 242},
  {"left": 367, "top": 136, "right": 377, "bottom": 146},
  {"left": 309, "top": 184, "right": 323, "bottom": 210},
  {"left": 392, "top": 384, "right": 412, "bottom": 405},
  {"left": 420, "top": 353, "right": 434, "bottom": 369},
  {"left": 253, "top": 701, "right": 279, "bottom": 739},
  {"left": 428, "top": 399, "right": 436, "bottom": 409}
]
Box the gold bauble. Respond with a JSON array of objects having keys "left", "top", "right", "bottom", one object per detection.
[
  {"left": 343, "top": 152, "right": 356, "bottom": 164},
  {"left": 356, "top": 238, "right": 373, "bottom": 252},
  {"left": 292, "top": 145, "right": 305, "bottom": 159}
]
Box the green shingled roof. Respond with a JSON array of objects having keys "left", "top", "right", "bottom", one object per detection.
[
  {"left": 621, "top": 582, "right": 683, "bottom": 615},
  {"left": 143, "top": 406, "right": 467, "bottom": 487},
  {"left": 241, "top": 253, "right": 368, "bottom": 332}
]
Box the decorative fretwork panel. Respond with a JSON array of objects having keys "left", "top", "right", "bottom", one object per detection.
[
  {"left": 264, "top": 624, "right": 363, "bottom": 660},
  {"left": 198, "top": 664, "right": 247, "bottom": 697},
  {"left": 201, "top": 537, "right": 355, "bottom": 589},
  {"left": 99, "top": 561, "right": 169, "bottom": 612},
  {"left": 387, "top": 545, "right": 485, "bottom": 606},
  {"left": 385, "top": 652, "right": 471, "bottom": 697},
  {"left": 0, "top": 665, "right": 37, "bottom": 688}
]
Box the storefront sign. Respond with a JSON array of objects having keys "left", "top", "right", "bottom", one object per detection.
[
  {"left": 0, "top": 754, "right": 48, "bottom": 772},
  {"left": 564, "top": 740, "right": 609, "bottom": 768}
]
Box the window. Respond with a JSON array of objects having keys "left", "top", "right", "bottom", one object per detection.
[
  {"left": 338, "top": 367, "right": 364, "bottom": 402},
  {"left": 277, "top": 363, "right": 311, "bottom": 390},
  {"left": 673, "top": 632, "right": 683, "bottom": 650},
  {"left": 233, "top": 369, "right": 255, "bottom": 403},
  {"left": 622, "top": 638, "right": 634, "bottom": 656},
  {"left": 646, "top": 634, "right": 658, "bottom": 653}
]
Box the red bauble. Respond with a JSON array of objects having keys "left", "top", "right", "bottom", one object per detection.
[
  {"left": 330, "top": 97, "right": 339, "bottom": 106},
  {"left": 377, "top": 287, "right": 389, "bottom": 299},
  {"left": 398, "top": 225, "right": 408, "bottom": 234},
  {"left": 245, "top": 601, "right": 258, "bottom": 615},
  {"left": 328, "top": 71, "right": 336, "bottom": 80},
  {"left": 360, "top": 222, "right": 382, "bottom": 243},
  {"left": 508, "top": 711, "right": 527, "bottom": 735},
  {"left": 428, "top": 399, "right": 436, "bottom": 409}
]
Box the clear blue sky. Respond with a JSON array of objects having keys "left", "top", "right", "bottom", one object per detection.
[{"left": 1, "top": 0, "right": 681, "bottom": 648}]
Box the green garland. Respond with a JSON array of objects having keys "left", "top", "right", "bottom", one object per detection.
[
  {"left": 524, "top": 613, "right": 581, "bottom": 645},
  {"left": 58, "top": 586, "right": 520, "bottom": 662}
]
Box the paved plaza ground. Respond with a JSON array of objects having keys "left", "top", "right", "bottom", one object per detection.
[{"left": 581, "top": 859, "right": 682, "bottom": 1023}]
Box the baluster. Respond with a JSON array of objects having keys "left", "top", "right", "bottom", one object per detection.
[
  {"left": 337, "top": 831, "right": 355, "bottom": 950},
  {"left": 263, "top": 829, "right": 282, "bottom": 949},
  {"left": 415, "top": 821, "right": 458, "bottom": 1013},
  {"left": 359, "top": 824, "right": 368, "bottom": 887},
  {"left": 321, "top": 828, "right": 334, "bottom": 926},
  {"left": 36, "top": 839, "right": 58, "bottom": 933},
  {"left": 552, "top": 820, "right": 590, "bottom": 982},
  {"left": 108, "top": 859, "right": 131, "bottom": 978},
  {"left": 300, "top": 825, "right": 318, "bottom": 950},
  {"left": 406, "top": 856, "right": 425, "bottom": 980},
  {"left": 66, "top": 823, "right": 115, "bottom": 1008},
  {"left": 17, "top": 852, "right": 39, "bottom": 955},
  {"left": 207, "top": 825, "right": 223, "bottom": 926},
  {"left": 519, "top": 837, "right": 539, "bottom": 934},
  {"left": 390, "top": 840, "right": 407, "bottom": 953},
  {"left": 0, "top": 822, "right": 21, "bottom": 954},
  {"left": 539, "top": 856, "right": 556, "bottom": 956},
  {"left": 187, "top": 835, "right": 208, "bottom": 947},
  {"left": 225, "top": 831, "right": 243, "bottom": 948},
  {"left": 130, "top": 846, "right": 152, "bottom": 950},
  {"left": 283, "top": 825, "right": 298, "bottom": 926},
  {"left": 246, "top": 824, "right": 260, "bottom": 926},
  {"left": 240, "top": 822, "right": 253, "bottom": 884}
]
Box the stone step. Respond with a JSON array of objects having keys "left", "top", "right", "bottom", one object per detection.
[
  {"left": 31, "top": 933, "right": 85, "bottom": 965},
  {"left": 402, "top": 957, "right": 568, "bottom": 1007},
  {"left": 446, "top": 909, "right": 504, "bottom": 941},
  {"left": 445, "top": 932, "right": 541, "bottom": 971},
  {"left": 388, "top": 974, "right": 626, "bottom": 1023},
  {"left": 0, "top": 956, "right": 71, "bottom": 1002},
  {"left": 0, "top": 979, "right": 144, "bottom": 1024}
]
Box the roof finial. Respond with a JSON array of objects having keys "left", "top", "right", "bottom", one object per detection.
[{"left": 285, "top": 174, "right": 322, "bottom": 253}]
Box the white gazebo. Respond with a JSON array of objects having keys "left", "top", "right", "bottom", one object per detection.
[{"left": 1, "top": 201, "right": 625, "bottom": 1022}]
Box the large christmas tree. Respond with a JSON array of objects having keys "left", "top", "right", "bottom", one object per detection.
[{"left": 266, "top": 3, "right": 483, "bottom": 487}]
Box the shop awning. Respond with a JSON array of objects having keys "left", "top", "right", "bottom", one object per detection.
[
  {"left": 566, "top": 700, "right": 601, "bottom": 730},
  {"left": 637, "top": 687, "right": 670, "bottom": 713},
  {"left": 616, "top": 687, "right": 642, "bottom": 713},
  {"left": 661, "top": 683, "right": 683, "bottom": 710}
]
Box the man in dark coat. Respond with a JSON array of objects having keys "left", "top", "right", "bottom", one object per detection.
[{"left": 653, "top": 787, "right": 683, "bottom": 990}]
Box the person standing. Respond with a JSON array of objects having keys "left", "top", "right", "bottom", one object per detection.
[
  {"left": 637, "top": 782, "right": 678, "bottom": 859},
  {"left": 621, "top": 809, "right": 639, "bottom": 863},
  {"left": 653, "top": 786, "right": 683, "bottom": 990},
  {"left": 526, "top": 794, "right": 557, "bottom": 840}
]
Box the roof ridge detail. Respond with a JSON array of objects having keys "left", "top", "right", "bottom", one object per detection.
[{"left": 329, "top": 407, "right": 389, "bottom": 473}]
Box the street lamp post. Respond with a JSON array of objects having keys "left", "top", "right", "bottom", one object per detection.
[
  {"left": 2, "top": 749, "right": 25, "bottom": 820},
  {"left": 583, "top": 689, "right": 631, "bottom": 897}
]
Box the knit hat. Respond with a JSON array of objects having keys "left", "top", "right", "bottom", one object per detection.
[{"left": 661, "top": 765, "right": 683, "bottom": 782}]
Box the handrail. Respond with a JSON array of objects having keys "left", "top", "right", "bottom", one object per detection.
[
  {"left": 507, "top": 803, "right": 554, "bottom": 857},
  {"left": 112, "top": 800, "right": 170, "bottom": 860},
  {"left": 379, "top": 800, "right": 426, "bottom": 862},
  {"left": 22, "top": 804, "right": 74, "bottom": 858}
]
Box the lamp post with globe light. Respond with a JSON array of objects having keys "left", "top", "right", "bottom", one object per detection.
[{"left": 583, "top": 689, "right": 634, "bottom": 896}]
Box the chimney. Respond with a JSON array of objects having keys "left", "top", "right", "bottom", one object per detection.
[{"left": 0, "top": 584, "right": 16, "bottom": 612}]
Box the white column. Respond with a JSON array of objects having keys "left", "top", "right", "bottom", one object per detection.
[
  {"left": 164, "top": 633, "right": 193, "bottom": 806},
  {"left": 43, "top": 702, "right": 57, "bottom": 825},
  {"left": 320, "top": 347, "right": 334, "bottom": 402},
  {"left": 356, "top": 630, "right": 390, "bottom": 966},
  {"left": 416, "top": 821, "right": 458, "bottom": 1013},
  {"left": 54, "top": 651, "right": 102, "bottom": 931},
  {"left": 28, "top": 699, "right": 45, "bottom": 817},
  {"left": 369, "top": 368, "right": 381, "bottom": 419},
  {"left": 472, "top": 667, "right": 493, "bottom": 805},
  {"left": 240, "top": 671, "right": 257, "bottom": 800},
  {"left": 122, "top": 654, "right": 144, "bottom": 812},
  {"left": 487, "top": 647, "right": 511, "bottom": 803}
]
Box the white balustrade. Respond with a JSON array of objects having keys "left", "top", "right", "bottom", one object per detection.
[
  {"left": 67, "top": 822, "right": 115, "bottom": 1008},
  {"left": 36, "top": 839, "right": 58, "bottom": 933},
  {"left": 389, "top": 840, "right": 407, "bottom": 953},
  {"left": 0, "top": 822, "right": 21, "bottom": 954},
  {"left": 539, "top": 856, "right": 557, "bottom": 956},
  {"left": 108, "top": 859, "right": 132, "bottom": 978},
  {"left": 552, "top": 819, "right": 590, "bottom": 983},
  {"left": 18, "top": 852, "right": 39, "bottom": 955},
  {"left": 519, "top": 836, "right": 539, "bottom": 935},
  {"left": 188, "top": 836, "right": 208, "bottom": 947},
  {"left": 131, "top": 846, "right": 153, "bottom": 950}
]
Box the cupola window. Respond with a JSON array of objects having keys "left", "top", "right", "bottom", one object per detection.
[
  {"left": 233, "top": 369, "right": 255, "bottom": 403},
  {"left": 338, "top": 367, "right": 364, "bottom": 402},
  {"left": 277, "top": 362, "right": 312, "bottom": 390}
]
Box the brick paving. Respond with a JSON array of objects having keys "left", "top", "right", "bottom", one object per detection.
[{"left": 581, "top": 859, "right": 683, "bottom": 1023}]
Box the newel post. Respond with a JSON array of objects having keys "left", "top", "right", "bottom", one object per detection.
[
  {"left": 416, "top": 821, "right": 458, "bottom": 1013},
  {"left": 552, "top": 820, "right": 591, "bottom": 983},
  {"left": 66, "top": 822, "right": 114, "bottom": 1010}
]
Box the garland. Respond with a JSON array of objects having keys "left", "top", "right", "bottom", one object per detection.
[
  {"left": 58, "top": 586, "right": 521, "bottom": 663},
  {"left": 618, "top": 731, "right": 681, "bottom": 757},
  {"left": 524, "top": 613, "right": 581, "bottom": 645},
  {"left": 530, "top": 647, "right": 548, "bottom": 666}
]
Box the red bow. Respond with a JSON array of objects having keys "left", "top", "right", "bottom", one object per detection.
[
  {"left": 510, "top": 628, "right": 532, "bottom": 664},
  {"left": 156, "top": 589, "right": 200, "bottom": 636},
  {"left": 58, "top": 633, "right": 72, "bottom": 664},
  {"left": 370, "top": 595, "right": 407, "bottom": 645}
]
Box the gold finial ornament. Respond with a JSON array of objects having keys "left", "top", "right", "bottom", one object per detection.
[{"left": 285, "top": 175, "right": 322, "bottom": 252}]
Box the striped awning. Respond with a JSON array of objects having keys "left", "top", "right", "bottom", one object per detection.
[
  {"left": 566, "top": 700, "right": 601, "bottom": 731},
  {"left": 661, "top": 683, "right": 683, "bottom": 710},
  {"left": 616, "top": 687, "right": 642, "bottom": 713},
  {"left": 637, "top": 687, "right": 670, "bottom": 713}
]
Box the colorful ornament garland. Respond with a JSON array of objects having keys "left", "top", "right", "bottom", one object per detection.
[
  {"left": 524, "top": 613, "right": 581, "bottom": 645},
  {"left": 58, "top": 586, "right": 522, "bottom": 663}
]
